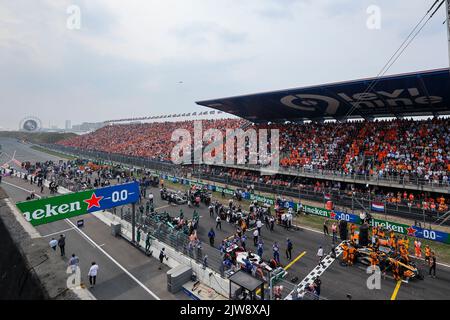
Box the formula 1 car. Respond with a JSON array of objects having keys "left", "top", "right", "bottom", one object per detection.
[
  {"left": 353, "top": 244, "right": 423, "bottom": 281},
  {"left": 160, "top": 189, "right": 188, "bottom": 205}
]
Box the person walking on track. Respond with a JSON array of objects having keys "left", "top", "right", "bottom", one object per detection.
[{"left": 88, "top": 262, "right": 99, "bottom": 288}]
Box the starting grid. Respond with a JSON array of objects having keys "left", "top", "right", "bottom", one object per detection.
[{"left": 285, "top": 242, "right": 344, "bottom": 300}]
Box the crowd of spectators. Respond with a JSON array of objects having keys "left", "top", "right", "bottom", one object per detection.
[
  {"left": 59, "top": 118, "right": 449, "bottom": 186},
  {"left": 59, "top": 119, "right": 247, "bottom": 162},
  {"left": 57, "top": 117, "right": 449, "bottom": 212},
  {"left": 270, "top": 118, "right": 450, "bottom": 186}
]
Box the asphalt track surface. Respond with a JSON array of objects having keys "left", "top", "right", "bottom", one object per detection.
[
  {"left": 0, "top": 138, "right": 185, "bottom": 300},
  {"left": 1, "top": 137, "right": 450, "bottom": 300}
]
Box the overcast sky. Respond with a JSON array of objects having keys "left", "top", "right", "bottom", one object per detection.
[{"left": 0, "top": 0, "right": 448, "bottom": 130}]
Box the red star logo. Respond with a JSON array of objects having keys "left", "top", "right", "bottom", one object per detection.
[
  {"left": 406, "top": 226, "right": 417, "bottom": 237},
  {"left": 330, "top": 211, "right": 337, "bottom": 219},
  {"left": 84, "top": 193, "right": 104, "bottom": 210}
]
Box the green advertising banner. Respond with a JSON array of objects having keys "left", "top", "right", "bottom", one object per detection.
[
  {"left": 215, "top": 186, "right": 235, "bottom": 196},
  {"left": 250, "top": 194, "right": 275, "bottom": 205},
  {"left": 16, "top": 182, "right": 140, "bottom": 226}
]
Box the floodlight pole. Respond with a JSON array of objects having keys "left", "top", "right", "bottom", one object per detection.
[
  {"left": 447, "top": 0, "right": 450, "bottom": 70},
  {"left": 132, "top": 202, "right": 136, "bottom": 243}
]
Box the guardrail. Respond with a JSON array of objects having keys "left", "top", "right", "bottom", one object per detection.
[{"left": 37, "top": 144, "right": 450, "bottom": 238}]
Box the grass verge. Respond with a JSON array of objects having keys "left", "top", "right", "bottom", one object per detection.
[{"left": 30, "top": 145, "right": 76, "bottom": 160}]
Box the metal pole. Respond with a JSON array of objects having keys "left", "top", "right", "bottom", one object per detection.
[
  {"left": 269, "top": 272, "right": 273, "bottom": 300},
  {"left": 446, "top": 0, "right": 450, "bottom": 68},
  {"left": 132, "top": 202, "right": 136, "bottom": 243}
]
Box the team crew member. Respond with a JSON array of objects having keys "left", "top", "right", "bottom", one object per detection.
[
  {"left": 391, "top": 259, "right": 401, "bottom": 282},
  {"left": 425, "top": 245, "right": 431, "bottom": 263},
  {"left": 68, "top": 254, "right": 79, "bottom": 273},
  {"left": 286, "top": 238, "right": 293, "bottom": 260},
  {"left": 49, "top": 238, "right": 58, "bottom": 251},
  {"left": 403, "top": 236, "right": 410, "bottom": 251},
  {"left": 58, "top": 234, "right": 66, "bottom": 257},
  {"left": 331, "top": 223, "right": 338, "bottom": 243},
  {"left": 317, "top": 246, "right": 324, "bottom": 267},
  {"left": 159, "top": 248, "right": 168, "bottom": 270},
  {"left": 273, "top": 242, "right": 280, "bottom": 265},
  {"left": 215, "top": 216, "right": 222, "bottom": 230},
  {"left": 389, "top": 231, "right": 395, "bottom": 247},
  {"left": 323, "top": 219, "right": 329, "bottom": 236},
  {"left": 369, "top": 250, "right": 379, "bottom": 272},
  {"left": 399, "top": 245, "right": 409, "bottom": 263},
  {"left": 350, "top": 224, "right": 356, "bottom": 237},
  {"left": 397, "top": 237, "right": 404, "bottom": 255},
  {"left": 341, "top": 242, "right": 349, "bottom": 265},
  {"left": 253, "top": 229, "right": 259, "bottom": 246},
  {"left": 379, "top": 228, "right": 386, "bottom": 239},
  {"left": 372, "top": 226, "right": 378, "bottom": 240},
  {"left": 429, "top": 251, "right": 436, "bottom": 278},
  {"left": 88, "top": 262, "right": 99, "bottom": 288},
  {"left": 414, "top": 239, "right": 422, "bottom": 258},
  {"left": 348, "top": 246, "right": 356, "bottom": 266}
]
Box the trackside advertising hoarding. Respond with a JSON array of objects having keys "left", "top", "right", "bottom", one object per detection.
[
  {"left": 163, "top": 175, "right": 450, "bottom": 244},
  {"left": 16, "top": 182, "right": 140, "bottom": 226},
  {"left": 302, "top": 204, "right": 450, "bottom": 244}
]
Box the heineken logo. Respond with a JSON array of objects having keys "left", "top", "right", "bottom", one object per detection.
[
  {"left": 369, "top": 219, "right": 407, "bottom": 234},
  {"left": 23, "top": 201, "right": 82, "bottom": 222},
  {"left": 303, "top": 205, "right": 329, "bottom": 217},
  {"left": 84, "top": 193, "right": 103, "bottom": 210},
  {"left": 17, "top": 182, "right": 140, "bottom": 226}
]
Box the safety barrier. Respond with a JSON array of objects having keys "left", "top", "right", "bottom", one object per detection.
[{"left": 26, "top": 146, "right": 450, "bottom": 245}]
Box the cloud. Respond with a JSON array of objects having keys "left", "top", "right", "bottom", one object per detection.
[{"left": 0, "top": 0, "right": 448, "bottom": 129}]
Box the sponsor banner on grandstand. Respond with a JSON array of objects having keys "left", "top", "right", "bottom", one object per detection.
[
  {"left": 16, "top": 182, "right": 140, "bottom": 226},
  {"left": 249, "top": 194, "right": 275, "bottom": 205},
  {"left": 371, "top": 202, "right": 385, "bottom": 212}
]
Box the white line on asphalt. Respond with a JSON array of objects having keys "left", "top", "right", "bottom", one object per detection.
[
  {"left": 155, "top": 205, "right": 170, "bottom": 210},
  {"left": 41, "top": 227, "right": 75, "bottom": 238},
  {"left": 64, "top": 218, "right": 161, "bottom": 300},
  {"left": 3, "top": 180, "right": 161, "bottom": 300}
]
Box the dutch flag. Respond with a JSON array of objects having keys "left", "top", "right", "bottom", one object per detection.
[{"left": 371, "top": 202, "right": 385, "bottom": 212}]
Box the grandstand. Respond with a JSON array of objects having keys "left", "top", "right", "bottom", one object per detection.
[{"left": 55, "top": 69, "right": 450, "bottom": 223}]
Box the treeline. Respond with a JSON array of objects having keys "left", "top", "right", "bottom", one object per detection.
[{"left": 0, "top": 131, "right": 77, "bottom": 144}]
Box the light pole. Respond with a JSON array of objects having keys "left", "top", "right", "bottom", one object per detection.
[{"left": 446, "top": 0, "right": 450, "bottom": 67}]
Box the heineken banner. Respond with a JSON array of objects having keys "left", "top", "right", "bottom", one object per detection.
[
  {"left": 17, "top": 182, "right": 140, "bottom": 226},
  {"left": 302, "top": 204, "right": 450, "bottom": 244}
]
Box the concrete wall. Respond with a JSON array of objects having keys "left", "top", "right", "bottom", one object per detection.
[
  {"left": 0, "top": 187, "right": 90, "bottom": 300},
  {"left": 10, "top": 171, "right": 229, "bottom": 298}
]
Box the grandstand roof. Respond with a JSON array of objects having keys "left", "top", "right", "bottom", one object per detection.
[{"left": 196, "top": 68, "right": 450, "bottom": 123}]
